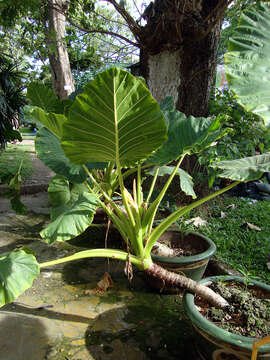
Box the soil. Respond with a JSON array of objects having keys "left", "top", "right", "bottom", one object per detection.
[
  {"left": 195, "top": 280, "right": 270, "bottom": 337},
  {"left": 153, "top": 230, "right": 207, "bottom": 257}
]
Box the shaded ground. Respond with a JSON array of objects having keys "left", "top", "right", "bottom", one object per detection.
[
  {"left": 0, "top": 140, "right": 199, "bottom": 360},
  {"left": 0, "top": 212, "right": 198, "bottom": 360}
]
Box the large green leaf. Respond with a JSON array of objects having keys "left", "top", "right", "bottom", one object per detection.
[
  {"left": 35, "top": 127, "right": 105, "bottom": 184},
  {"left": 0, "top": 249, "right": 39, "bottom": 307},
  {"left": 225, "top": 3, "right": 270, "bottom": 126},
  {"left": 48, "top": 176, "right": 70, "bottom": 215},
  {"left": 212, "top": 152, "right": 270, "bottom": 181},
  {"left": 61, "top": 68, "right": 167, "bottom": 167},
  {"left": 41, "top": 179, "right": 99, "bottom": 243},
  {"left": 27, "top": 82, "right": 73, "bottom": 115},
  {"left": 148, "top": 110, "right": 221, "bottom": 166},
  {"left": 27, "top": 82, "right": 60, "bottom": 112},
  {"left": 146, "top": 166, "right": 196, "bottom": 199},
  {"left": 32, "top": 107, "right": 65, "bottom": 138},
  {"left": 160, "top": 96, "right": 174, "bottom": 115}
]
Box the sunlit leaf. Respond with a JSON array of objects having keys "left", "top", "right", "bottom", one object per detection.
[
  {"left": 146, "top": 166, "right": 196, "bottom": 199},
  {"left": 0, "top": 249, "right": 39, "bottom": 307},
  {"left": 213, "top": 152, "right": 270, "bottom": 181},
  {"left": 225, "top": 3, "right": 270, "bottom": 126},
  {"left": 62, "top": 68, "right": 167, "bottom": 167}
]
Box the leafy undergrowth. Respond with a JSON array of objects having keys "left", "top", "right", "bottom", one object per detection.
[
  {"left": 178, "top": 196, "right": 270, "bottom": 284},
  {"left": 196, "top": 280, "right": 270, "bottom": 337},
  {"left": 0, "top": 143, "right": 33, "bottom": 183}
]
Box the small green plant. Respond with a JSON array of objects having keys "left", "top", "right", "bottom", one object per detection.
[{"left": 237, "top": 265, "right": 261, "bottom": 289}]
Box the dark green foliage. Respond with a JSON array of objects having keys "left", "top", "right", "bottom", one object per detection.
[
  {"left": 0, "top": 55, "right": 26, "bottom": 148},
  {"left": 196, "top": 90, "right": 270, "bottom": 186}
]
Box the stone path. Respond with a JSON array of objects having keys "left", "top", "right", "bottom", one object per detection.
[
  {"left": 0, "top": 212, "right": 198, "bottom": 360},
  {"left": 0, "top": 142, "right": 199, "bottom": 359}
]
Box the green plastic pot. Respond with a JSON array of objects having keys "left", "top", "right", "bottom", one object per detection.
[
  {"left": 147, "top": 231, "right": 216, "bottom": 292},
  {"left": 183, "top": 275, "right": 270, "bottom": 360}
]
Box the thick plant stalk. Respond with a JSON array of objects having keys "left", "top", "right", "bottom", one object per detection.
[{"left": 145, "top": 263, "right": 229, "bottom": 308}]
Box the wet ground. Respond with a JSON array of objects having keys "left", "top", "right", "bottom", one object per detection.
[{"left": 0, "top": 187, "right": 199, "bottom": 360}]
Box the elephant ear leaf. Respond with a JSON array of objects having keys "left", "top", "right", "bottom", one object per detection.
[
  {"left": 146, "top": 166, "right": 196, "bottom": 199},
  {"left": 27, "top": 82, "right": 60, "bottom": 112},
  {"left": 27, "top": 82, "right": 73, "bottom": 115},
  {"left": 148, "top": 110, "right": 222, "bottom": 166},
  {"left": 41, "top": 176, "right": 99, "bottom": 243},
  {"left": 225, "top": 3, "right": 270, "bottom": 127},
  {"left": 61, "top": 68, "right": 167, "bottom": 167},
  {"left": 31, "top": 108, "right": 65, "bottom": 139},
  {"left": 0, "top": 249, "right": 39, "bottom": 307},
  {"left": 160, "top": 96, "right": 174, "bottom": 114},
  {"left": 35, "top": 127, "right": 106, "bottom": 183},
  {"left": 212, "top": 152, "right": 270, "bottom": 181}
]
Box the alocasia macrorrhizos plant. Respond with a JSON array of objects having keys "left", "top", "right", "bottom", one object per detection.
[{"left": 2, "top": 2, "right": 270, "bottom": 308}]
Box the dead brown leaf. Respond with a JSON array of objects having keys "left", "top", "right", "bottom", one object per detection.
[
  {"left": 246, "top": 222, "right": 261, "bottom": 231},
  {"left": 185, "top": 216, "right": 207, "bottom": 227},
  {"left": 85, "top": 272, "right": 114, "bottom": 295}
]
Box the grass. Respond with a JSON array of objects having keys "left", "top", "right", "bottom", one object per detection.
[
  {"left": 0, "top": 142, "right": 34, "bottom": 184},
  {"left": 178, "top": 196, "right": 270, "bottom": 284}
]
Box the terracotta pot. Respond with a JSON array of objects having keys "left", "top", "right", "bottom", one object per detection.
[
  {"left": 147, "top": 231, "right": 216, "bottom": 292},
  {"left": 183, "top": 275, "right": 270, "bottom": 360}
]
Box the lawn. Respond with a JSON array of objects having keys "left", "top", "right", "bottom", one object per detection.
[
  {"left": 180, "top": 196, "right": 270, "bottom": 284},
  {"left": 0, "top": 142, "right": 34, "bottom": 184}
]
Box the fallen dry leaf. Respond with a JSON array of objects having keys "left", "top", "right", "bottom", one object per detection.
[
  {"left": 185, "top": 216, "right": 208, "bottom": 227},
  {"left": 241, "top": 222, "right": 261, "bottom": 231},
  {"left": 85, "top": 272, "right": 114, "bottom": 295},
  {"left": 220, "top": 211, "right": 227, "bottom": 218}
]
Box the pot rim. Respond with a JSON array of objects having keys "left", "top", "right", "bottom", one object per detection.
[
  {"left": 183, "top": 275, "right": 270, "bottom": 352},
  {"left": 151, "top": 231, "right": 216, "bottom": 265}
]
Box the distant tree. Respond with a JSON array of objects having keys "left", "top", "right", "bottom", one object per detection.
[
  {"left": 0, "top": 55, "right": 26, "bottom": 148},
  {"left": 0, "top": 0, "right": 75, "bottom": 98}
]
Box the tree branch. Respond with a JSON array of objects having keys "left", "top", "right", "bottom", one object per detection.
[
  {"left": 92, "top": 9, "right": 130, "bottom": 28},
  {"left": 67, "top": 17, "right": 139, "bottom": 48},
  {"left": 103, "top": 0, "right": 142, "bottom": 41},
  {"left": 203, "top": 0, "right": 233, "bottom": 26},
  {"left": 195, "top": 0, "right": 234, "bottom": 41}
]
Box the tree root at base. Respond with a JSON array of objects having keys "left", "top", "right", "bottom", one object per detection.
[{"left": 145, "top": 262, "right": 229, "bottom": 308}]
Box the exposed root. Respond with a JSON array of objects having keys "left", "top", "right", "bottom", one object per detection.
[
  {"left": 145, "top": 263, "right": 229, "bottom": 308},
  {"left": 152, "top": 242, "right": 175, "bottom": 257}
]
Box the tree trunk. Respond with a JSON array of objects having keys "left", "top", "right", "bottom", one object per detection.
[
  {"left": 46, "top": 0, "right": 75, "bottom": 99},
  {"left": 139, "top": 0, "right": 223, "bottom": 117},
  {"left": 177, "top": 24, "right": 221, "bottom": 117}
]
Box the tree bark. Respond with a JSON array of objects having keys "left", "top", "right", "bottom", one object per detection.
[
  {"left": 46, "top": 0, "right": 75, "bottom": 99},
  {"left": 139, "top": 0, "right": 224, "bottom": 117}
]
